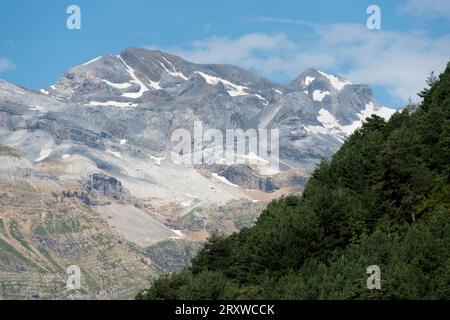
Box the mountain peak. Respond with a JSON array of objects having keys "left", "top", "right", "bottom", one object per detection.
[
  {"left": 290, "top": 68, "right": 353, "bottom": 92},
  {"left": 120, "top": 47, "right": 187, "bottom": 65},
  {"left": 290, "top": 68, "right": 321, "bottom": 89}
]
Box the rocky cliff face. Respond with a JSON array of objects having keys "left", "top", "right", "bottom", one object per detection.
[{"left": 84, "top": 173, "right": 127, "bottom": 200}]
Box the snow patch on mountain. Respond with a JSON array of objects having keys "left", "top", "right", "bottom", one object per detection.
[
  {"left": 312, "top": 90, "right": 329, "bottom": 102},
  {"left": 358, "top": 101, "right": 395, "bottom": 121},
  {"left": 119, "top": 55, "right": 160, "bottom": 97},
  {"left": 102, "top": 79, "right": 132, "bottom": 89},
  {"left": 159, "top": 57, "right": 189, "bottom": 80},
  {"left": 340, "top": 102, "right": 396, "bottom": 135},
  {"left": 273, "top": 89, "right": 283, "bottom": 95},
  {"left": 194, "top": 71, "right": 250, "bottom": 97},
  {"left": 304, "top": 102, "right": 396, "bottom": 141},
  {"left": 29, "top": 105, "right": 45, "bottom": 112},
  {"left": 212, "top": 173, "right": 239, "bottom": 187},
  {"left": 82, "top": 56, "right": 102, "bottom": 66},
  {"left": 89, "top": 101, "right": 138, "bottom": 108},
  {"left": 317, "top": 109, "right": 344, "bottom": 136},
  {"left": 254, "top": 93, "right": 269, "bottom": 104},
  {"left": 151, "top": 155, "right": 164, "bottom": 165},
  {"left": 35, "top": 148, "right": 52, "bottom": 162},
  {"left": 106, "top": 150, "right": 122, "bottom": 158},
  {"left": 318, "top": 71, "right": 352, "bottom": 91},
  {"left": 170, "top": 229, "right": 185, "bottom": 239},
  {"left": 304, "top": 76, "right": 315, "bottom": 86}
]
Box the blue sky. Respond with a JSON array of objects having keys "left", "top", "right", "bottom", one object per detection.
[{"left": 1, "top": 0, "right": 449, "bottom": 107}]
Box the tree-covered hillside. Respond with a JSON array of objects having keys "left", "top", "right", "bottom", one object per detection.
[{"left": 137, "top": 63, "right": 450, "bottom": 300}]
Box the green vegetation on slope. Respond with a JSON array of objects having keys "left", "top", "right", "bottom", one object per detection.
[
  {"left": 137, "top": 63, "right": 450, "bottom": 300},
  {"left": 0, "top": 145, "right": 21, "bottom": 158}
]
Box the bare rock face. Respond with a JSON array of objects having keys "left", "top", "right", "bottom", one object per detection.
[
  {"left": 85, "top": 173, "right": 127, "bottom": 200},
  {"left": 203, "top": 164, "right": 307, "bottom": 193}
]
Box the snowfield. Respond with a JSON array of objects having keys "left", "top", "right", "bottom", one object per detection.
[
  {"left": 35, "top": 148, "right": 52, "bottom": 162},
  {"left": 318, "top": 71, "right": 352, "bottom": 91},
  {"left": 194, "top": 71, "right": 250, "bottom": 97},
  {"left": 304, "top": 102, "right": 396, "bottom": 141},
  {"left": 312, "top": 90, "right": 330, "bottom": 102},
  {"left": 102, "top": 79, "right": 132, "bottom": 89}
]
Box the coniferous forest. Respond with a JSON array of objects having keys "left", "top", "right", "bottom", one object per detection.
[{"left": 137, "top": 64, "right": 450, "bottom": 300}]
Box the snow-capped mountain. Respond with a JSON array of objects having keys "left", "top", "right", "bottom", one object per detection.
[
  {"left": 0, "top": 48, "right": 399, "bottom": 226},
  {"left": 30, "top": 48, "right": 393, "bottom": 168},
  {"left": 0, "top": 48, "right": 396, "bottom": 194},
  {"left": 0, "top": 47, "right": 397, "bottom": 299}
]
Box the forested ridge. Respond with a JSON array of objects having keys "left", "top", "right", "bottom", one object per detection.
[{"left": 137, "top": 63, "right": 450, "bottom": 300}]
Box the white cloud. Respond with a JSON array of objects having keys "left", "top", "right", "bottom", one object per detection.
[
  {"left": 167, "top": 33, "right": 296, "bottom": 66},
  {"left": 0, "top": 57, "right": 15, "bottom": 73},
  {"left": 150, "top": 24, "right": 450, "bottom": 105},
  {"left": 314, "top": 24, "right": 450, "bottom": 103},
  {"left": 399, "top": 0, "right": 450, "bottom": 19}
]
